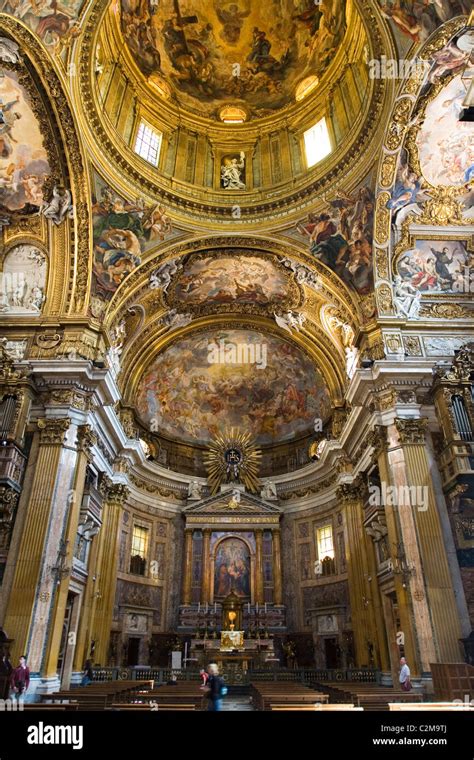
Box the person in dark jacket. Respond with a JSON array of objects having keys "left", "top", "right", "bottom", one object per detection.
[
  {"left": 10, "top": 655, "right": 30, "bottom": 703},
  {"left": 206, "top": 663, "right": 225, "bottom": 711},
  {"left": 0, "top": 652, "right": 12, "bottom": 699},
  {"left": 81, "top": 659, "right": 94, "bottom": 686}
]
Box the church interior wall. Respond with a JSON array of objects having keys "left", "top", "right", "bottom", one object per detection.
[{"left": 0, "top": 3, "right": 472, "bottom": 700}]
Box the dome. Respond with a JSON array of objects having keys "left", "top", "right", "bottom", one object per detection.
[{"left": 120, "top": 0, "right": 349, "bottom": 120}]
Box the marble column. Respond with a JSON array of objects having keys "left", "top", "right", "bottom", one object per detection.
[
  {"left": 182, "top": 528, "right": 193, "bottom": 605},
  {"left": 92, "top": 479, "right": 129, "bottom": 665},
  {"left": 43, "top": 425, "right": 97, "bottom": 680},
  {"left": 337, "top": 482, "right": 379, "bottom": 668},
  {"left": 3, "top": 418, "right": 78, "bottom": 671},
  {"left": 73, "top": 513, "right": 103, "bottom": 674},
  {"left": 255, "top": 529, "right": 264, "bottom": 604},
  {"left": 272, "top": 529, "right": 283, "bottom": 605},
  {"left": 201, "top": 529, "right": 211, "bottom": 604},
  {"left": 393, "top": 418, "right": 463, "bottom": 663},
  {"left": 373, "top": 425, "right": 420, "bottom": 678}
]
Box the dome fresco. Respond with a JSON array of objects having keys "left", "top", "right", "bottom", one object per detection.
[
  {"left": 120, "top": 0, "right": 348, "bottom": 118},
  {"left": 136, "top": 329, "right": 331, "bottom": 445}
]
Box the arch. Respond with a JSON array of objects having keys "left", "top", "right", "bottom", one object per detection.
[
  {"left": 0, "top": 16, "right": 92, "bottom": 315},
  {"left": 373, "top": 14, "right": 471, "bottom": 318}
]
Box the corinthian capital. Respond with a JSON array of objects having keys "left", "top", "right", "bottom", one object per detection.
[
  {"left": 99, "top": 476, "right": 129, "bottom": 506},
  {"left": 395, "top": 417, "right": 428, "bottom": 444},
  {"left": 336, "top": 478, "right": 367, "bottom": 504},
  {"left": 76, "top": 425, "right": 97, "bottom": 459},
  {"left": 37, "top": 417, "right": 71, "bottom": 446},
  {"left": 367, "top": 424, "right": 388, "bottom": 457}
]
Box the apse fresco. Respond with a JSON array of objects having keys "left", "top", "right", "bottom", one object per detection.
[
  {"left": 377, "top": 1, "right": 470, "bottom": 46},
  {"left": 120, "top": 0, "right": 348, "bottom": 117},
  {"left": 0, "top": 71, "right": 51, "bottom": 215},
  {"left": 295, "top": 183, "right": 374, "bottom": 295},
  {"left": 0, "top": 0, "right": 85, "bottom": 48},
  {"left": 91, "top": 173, "right": 176, "bottom": 308},
  {"left": 169, "top": 255, "right": 290, "bottom": 306},
  {"left": 136, "top": 329, "right": 331, "bottom": 445},
  {"left": 416, "top": 75, "right": 474, "bottom": 187},
  {"left": 214, "top": 537, "right": 251, "bottom": 598},
  {"left": 396, "top": 240, "right": 471, "bottom": 293}
]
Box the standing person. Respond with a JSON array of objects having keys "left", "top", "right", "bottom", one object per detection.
[
  {"left": 199, "top": 668, "right": 209, "bottom": 688},
  {"left": 10, "top": 655, "right": 30, "bottom": 704},
  {"left": 0, "top": 652, "right": 12, "bottom": 699},
  {"left": 81, "top": 659, "right": 94, "bottom": 686},
  {"left": 206, "top": 663, "right": 226, "bottom": 711},
  {"left": 399, "top": 657, "right": 412, "bottom": 692}
]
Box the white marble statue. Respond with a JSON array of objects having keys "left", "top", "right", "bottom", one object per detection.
[
  {"left": 393, "top": 275, "right": 422, "bottom": 319},
  {"left": 106, "top": 344, "right": 122, "bottom": 380},
  {"left": 41, "top": 186, "right": 74, "bottom": 225},
  {"left": 274, "top": 310, "right": 306, "bottom": 334},
  {"left": 328, "top": 314, "right": 355, "bottom": 348},
  {"left": 28, "top": 286, "right": 45, "bottom": 312},
  {"left": 149, "top": 258, "right": 182, "bottom": 291},
  {"left": 261, "top": 481, "right": 277, "bottom": 500},
  {"left": 345, "top": 345, "right": 359, "bottom": 379},
  {"left": 162, "top": 309, "right": 193, "bottom": 331},
  {"left": 221, "top": 152, "right": 246, "bottom": 190},
  {"left": 280, "top": 258, "right": 321, "bottom": 290},
  {"left": 0, "top": 38, "right": 20, "bottom": 64},
  {"left": 188, "top": 480, "right": 203, "bottom": 499}
]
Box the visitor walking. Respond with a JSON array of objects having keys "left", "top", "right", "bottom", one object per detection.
[
  {"left": 399, "top": 657, "right": 412, "bottom": 691},
  {"left": 205, "top": 663, "right": 227, "bottom": 711},
  {"left": 10, "top": 655, "right": 30, "bottom": 704}
]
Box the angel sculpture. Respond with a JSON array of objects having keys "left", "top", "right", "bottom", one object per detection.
[
  {"left": 393, "top": 276, "right": 422, "bottom": 319},
  {"left": 161, "top": 309, "right": 193, "bottom": 331},
  {"left": 280, "top": 257, "right": 321, "bottom": 290},
  {"left": 221, "top": 152, "right": 246, "bottom": 190},
  {"left": 188, "top": 480, "right": 203, "bottom": 500},
  {"left": 274, "top": 310, "right": 306, "bottom": 334},
  {"left": 149, "top": 258, "right": 182, "bottom": 292},
  {"left": 261, "top": 481, "right": 277, "bottom": 500},
  {"left": 0, "top": 37, "right": 20, "bottom": 64},
  {"left": 41, "top": 186, "right": 74, "bottom": 225}
]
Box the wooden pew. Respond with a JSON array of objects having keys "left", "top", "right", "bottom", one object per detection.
[
  {"left": 43, "top": 680, "right": 154, "bottom": 710},
  {"left": 110, "top": 703, "right": 196, "bottom": 711},
  {"left": 389, "top": 702, "right": 474, "bottom": 711},
  {"left": 24, "top": 703, "right": 79, "bottom": 711},
  {"left": 314, "top": 681, "right": 423, "bottom": 711},
  {"left": 250, "top": 681, "right": 329, "bottom": 711},
  {"left": 271, "top": 703, "right": 363, "bottom": 711}
]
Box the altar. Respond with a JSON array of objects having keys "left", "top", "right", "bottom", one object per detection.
[
  {"left": 221, "top": 630, "right": 244, "bottom": 650},
  {"left": 188, "top": 635, "right": 279, "bottom": 676}
]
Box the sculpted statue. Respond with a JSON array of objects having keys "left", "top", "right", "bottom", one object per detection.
[
  {"left": 274, "top": 310, "right": 306, "bottom": 334},
  {"left": 261, "top": 481, "right": 277, "bottom": 500},
  {"left": 149, "top": 258, "right": 182, "bottom": 292},
  {"left": 393, "top": 275, "right": 421, "bottom": 319},
  {"left": 188, "top": 480, "right": 203, "bottom": 499},
  {"left": 221, "top": 152, "right": 246, "bottom": 190},
  {"left": 41, "top": 186, "right": 74, "bottom": 225}
]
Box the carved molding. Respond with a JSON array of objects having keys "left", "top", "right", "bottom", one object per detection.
[
  {"left": 37, "top": 417, "right": 71, "bottom": 446},
  {"left": 395, "top": 417, "right": 428, "bottom": 444}
]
